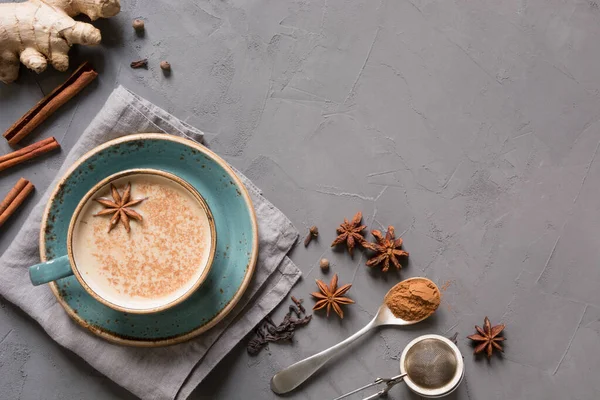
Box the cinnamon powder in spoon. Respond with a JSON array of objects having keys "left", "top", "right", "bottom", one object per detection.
[{"left": 384, "top": 278, "right": 441, "bottom": 321}]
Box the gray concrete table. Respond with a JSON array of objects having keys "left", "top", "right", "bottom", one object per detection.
[{"left": 2, "top": 1, "right": 600, "bottom": 399}]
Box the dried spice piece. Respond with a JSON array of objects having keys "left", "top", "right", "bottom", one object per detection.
[
  {"left": 160, "top": 61, "right": 171, "bottom": 71},
  {"left": 363, "top": 226, "right": 409, "bottom": 272},
  {"left": 331, "top": 212, "right": 366, "bottom": 257},
  {"left": 94, "top": 183, "right": 147, "bottom": 233},
  {"left": 304, "top": 225, "right": 319, "bottom": 247},
  {"left": 130, "top": 59, "right": 148, "bottom": 69},
  {"left": 467, "top": 317, "right": 505, "bottom": 359},
  {"left": 289, "top": 304, "right": 301, "bottom": 318},
  {"left": 0, "top": 137, "right": 60, "bottom": 172},
  {"left": 3, "top": 62, "right": 97, "bottom": 145},
  {"left": 291, "top": 296, "right": 305, "bottom": 314},
  {"left": 247, "top": 298, "right": 312, "bottom": 355},
  {"left": 312, "top": 273, "right": 354, "bottom": 319},
  {"left": 132, "top": 19, "right": 145, "bottom": 31},
  {"left": 319, "top": 258, "right": 330, "bottom": 271},
  {"left": 0, "top": 178, "right": 34, "bottom": 228}
]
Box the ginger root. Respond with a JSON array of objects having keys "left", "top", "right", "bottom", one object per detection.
[{"left": 0, "top": 0, "right": 120, "bottom": 84}]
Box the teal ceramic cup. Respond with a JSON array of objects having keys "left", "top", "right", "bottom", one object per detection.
[{"left": 29, "top": 168, "right": 217, "bottom": 314}]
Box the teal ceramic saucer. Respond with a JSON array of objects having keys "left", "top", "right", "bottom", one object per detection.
[{"left": 39, "top": 134, "right": 258, "bottom": 347}]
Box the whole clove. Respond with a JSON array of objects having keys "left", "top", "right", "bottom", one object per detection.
[
  {"left": 304, "top": 226, "right": 319, "bottom": 247},
  {"left": 289, "top": 304, "right": 301, "bottom": 318},
  {"left": 130, "top": 59, "right": 148, "bottom": 69},
  {"left": 247, "top": 298, "right": 312, "bottom": 355},
  {"left": 291, "top": 296, "right": 305, "bottom": 314}
]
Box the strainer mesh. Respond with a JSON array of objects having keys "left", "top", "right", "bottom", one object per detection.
[{"left": 404, "top": 338, "right": 458, "bottom": 390}]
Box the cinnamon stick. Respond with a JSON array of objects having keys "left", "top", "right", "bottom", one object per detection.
[
  {"left": 0, "top": 178, "right": 34, "bottom": 228},
  {"left": 0, "top": 137, "right": 60, "bottom": 172},
  {"left": 3, "top": 62, "right": 97, "bottom": 145}
]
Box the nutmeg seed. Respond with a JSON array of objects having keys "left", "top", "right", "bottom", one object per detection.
[
  {"left": 132, "top": 19, "right": 145, "bottom": 31},
  {"left": 160, "top": 61, "right": 171, "bottom": 71}
]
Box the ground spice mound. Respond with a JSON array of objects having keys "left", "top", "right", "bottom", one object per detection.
[{"left": 384, "top": 278, "right": 441, "bottom": 321}]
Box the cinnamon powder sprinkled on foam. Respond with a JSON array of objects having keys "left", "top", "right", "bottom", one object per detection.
[{"left": 87, "top": 181, "right": 209, "bottom": 299}]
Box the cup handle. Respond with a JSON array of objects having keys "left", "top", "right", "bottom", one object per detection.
[{"left": 29, "top": 255, "right": 74, "bottom": 286}]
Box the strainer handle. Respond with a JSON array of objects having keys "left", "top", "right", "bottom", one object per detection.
[
  {"left": 362, "top": 390, "right": 386, "bottom": 400},
  {"left": 334, "top": 374, "right": 407, "bottom": 400},
  {"left": 271, "top": 318, "right": 377, "bottom": 394}
]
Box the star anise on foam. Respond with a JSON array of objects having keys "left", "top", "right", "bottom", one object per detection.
[
  {"left": 94, "top": 183, "right": 146, "bottom": 233},
  {"left": 311, "top": 274, "right": 354, "bottom": 319},
  {"left": 331, "top": 211, "right": 367, "bottom": 257},
  {"left": 363, "top": 226, "right": 409, "bottom": 272},
  {"left": 467, "top": 317, "right": 506, "bottom": 359}
]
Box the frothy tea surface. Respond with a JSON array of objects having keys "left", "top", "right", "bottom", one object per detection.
[{"left": 72, "top": 173, "right": 213, "bottom": 311}]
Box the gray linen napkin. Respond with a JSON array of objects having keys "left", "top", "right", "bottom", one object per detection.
[{"left": 0, "top": 85, "right": 302, "bottom": 400}]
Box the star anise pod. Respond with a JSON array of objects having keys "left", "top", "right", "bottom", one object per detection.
[
  {"left": 94, "top": 183, "right": 146, "bottom": 233},
  {"left": 467, "top": 317, "right": 506, "bottom": 359},
  {"left": 331, "top": 211, "right": 367, "bottom": 257},
  {"left": 311, "top": 273, "right": 354, "bottom": 319},
  {"left": 363, "top": 226, "right": 409, "bottom": 272}
]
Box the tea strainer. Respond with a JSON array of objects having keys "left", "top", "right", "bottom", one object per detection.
[{"left": 334, "top": 334, "right": 464, "bottom": 400}]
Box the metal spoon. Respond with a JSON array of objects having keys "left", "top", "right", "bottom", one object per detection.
[{"left": 271, "top": 277, "right": 440, "bottom": 394}]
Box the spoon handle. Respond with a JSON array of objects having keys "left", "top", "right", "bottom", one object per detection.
[{"left": 270, "top": 318, "right": 377, "bottom": 394}]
